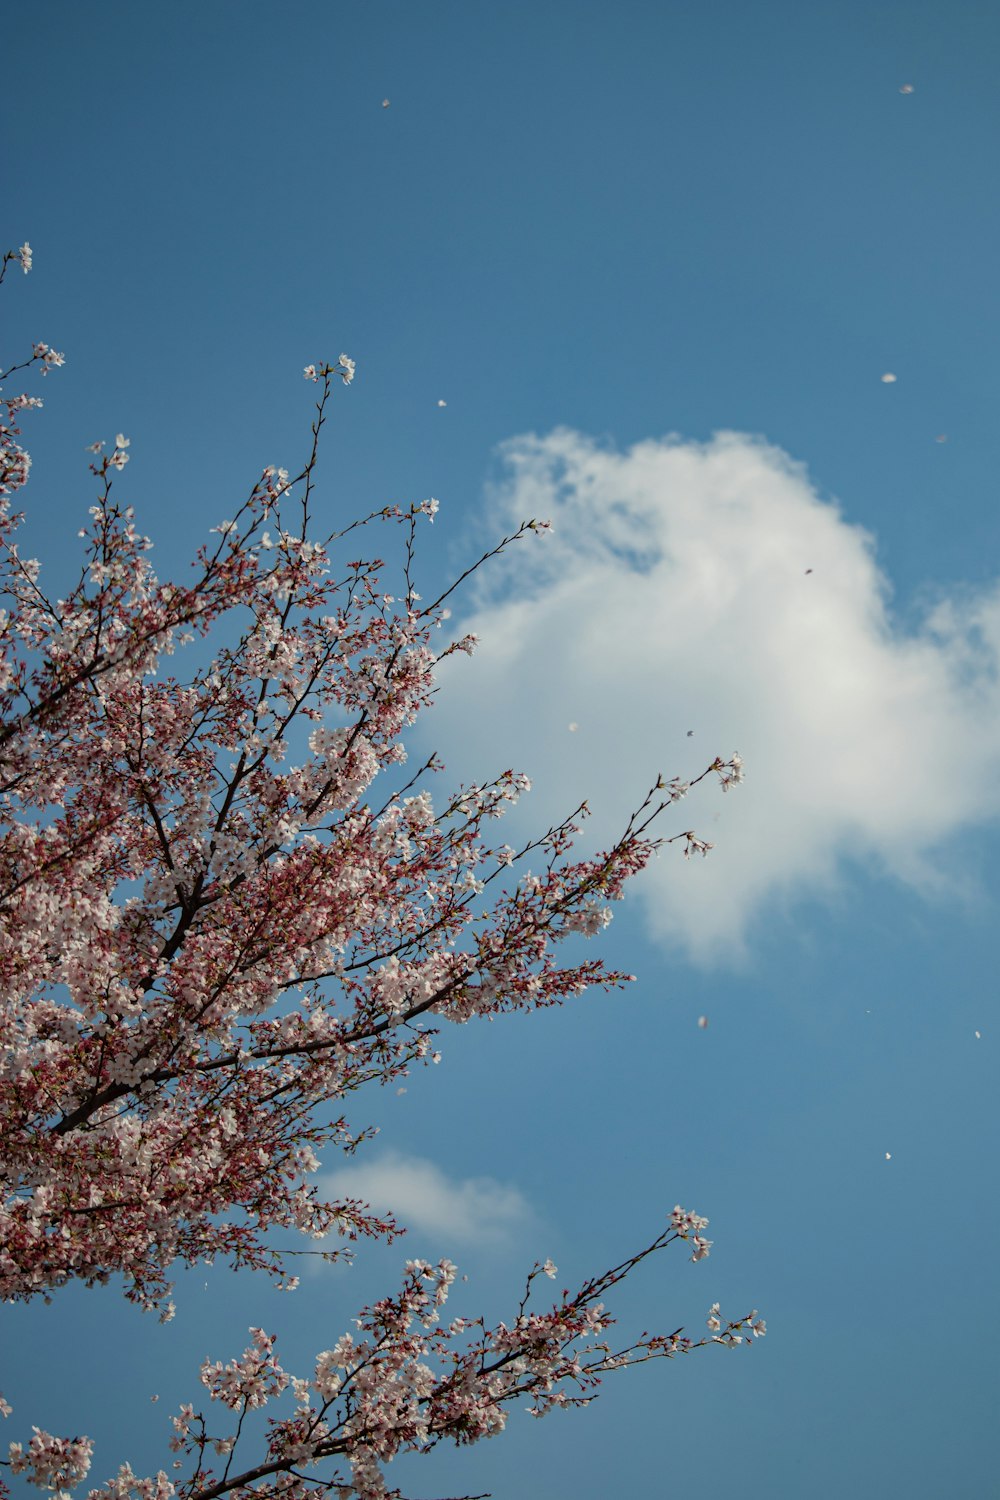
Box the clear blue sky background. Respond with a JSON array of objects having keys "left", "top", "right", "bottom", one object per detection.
[{"left": 5, "top": 3, "right": 999, "bottom": 1497}]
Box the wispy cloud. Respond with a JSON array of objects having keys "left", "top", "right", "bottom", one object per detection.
[
  {"left": 321, "top": 1152, "right": 533, "bottom": 1248},
  {"left": 425, "top": 428, "right": 1000, "bottom": 963}
]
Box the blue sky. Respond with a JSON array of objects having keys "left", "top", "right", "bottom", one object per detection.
[{"left": 5, "top": 2, "right": 999, "bottom": 1496}]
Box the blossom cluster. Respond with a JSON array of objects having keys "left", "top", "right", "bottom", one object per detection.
[
  {"left": 303, "top": 356, "right": 354, "bottom": 386},
  {"left": 73, "top": 1214, "right": 756, "bottom": 1500},
  {"left": 7, "top": 1427, "right": 94, "bottom": 1491}
]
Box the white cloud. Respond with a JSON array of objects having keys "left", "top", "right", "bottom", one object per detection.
[
  {"left": 424, "top": 428, "right": 1000, "bottom": 963},
  {"left": 321, "top": 1152, "right": 532, "bottom": 1247}
]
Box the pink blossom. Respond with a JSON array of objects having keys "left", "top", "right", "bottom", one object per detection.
[{"left": 7, "top": 1428, "right": 93, "bottom": 1489}]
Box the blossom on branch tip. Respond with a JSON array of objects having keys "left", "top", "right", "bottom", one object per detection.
[
  {"left": 714, "top": 751, "right": 744, "bottom": 792},
  {"left": 671, "top": 1205, "right": 710, "bottom": 1237},
  {"left": 19, "top": 242, "right": 32, "bottom": 273},
  {"left": 32, "top": 342, "right": 65, "bottom": 373},
  {"left": 7, "top": 1429, "right": 94, "bottom": 1490},
  {"left": 336, "top": 353, "right": 355, "bottom": 385}
]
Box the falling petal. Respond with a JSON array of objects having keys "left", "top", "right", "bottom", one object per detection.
[
  {"left": 975, "top": 1030, "right": 982, "bottom": 1039},
  {"left": 437, "top": 399, "right": 447, "bottom": 407},
  {"left": 935, "top": 434, "right": 948, "bottom": 443},
  {"left": 885, "top": 1152, "right": 892, "bottom": 1160},
  {"left": 881, "top": 372, "right": 897, "bottom": 383},
  {"left": 568, "top": 722, "right": 579, "bottom": 732},
  {"left": 899, "top": 83, "right": 915, "bottom": 94},
  {"left": 382, "top": 98, "right": 390, "bottom": 107},
  {"left": 697, "top": 1015, "right": 709, "bottom": 1029}
]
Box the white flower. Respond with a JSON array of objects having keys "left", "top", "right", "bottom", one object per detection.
[
  {"left": 682, "top": 833, "right": 714, "bottom": 859},
  {"left": 716, "top": 752, "right": 744, "bottom": 792},
  {"left": 33, "top": 342, "right": 65, "bottom": 374},
  {"left": 19, "top": 243, "right": 32, "bottom": 274},
  {"left": 336, "top": 354, "right": 355, "bottom": 385},
  {"left": 303, "top": 364, "right": 319, "bottom": 381}
]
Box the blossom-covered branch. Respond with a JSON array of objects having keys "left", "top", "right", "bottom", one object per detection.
[
  {"left": 2, "top": 1210, "right": 761, "bottom": 1500},
  {"left": 0, "top": 245, "right": 754, "bottom": 1500}
]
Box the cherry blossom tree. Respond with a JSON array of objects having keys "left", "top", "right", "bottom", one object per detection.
[{"left": 0, "top": 244, "right": 756, "bottom": 1500}]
